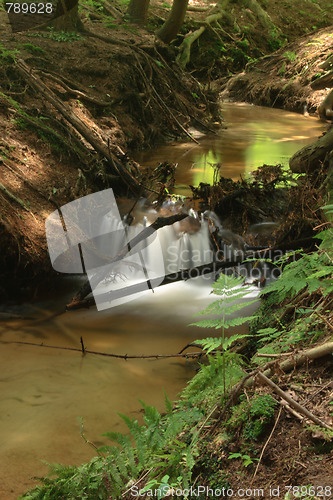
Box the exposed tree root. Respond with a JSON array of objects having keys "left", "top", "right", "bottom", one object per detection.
[
  {"left": 17, "top": 59, "right": 143, "bottom": 195},
  {"left": 0, "top": 181, "right": 35, "bottom": 218},
  {"left": 177, "top": 0, "right": 280, "bottom": 68},
  {"left": 177, "top": 1, "right": 228, "bottom": 68},
  {"left": 242, "top": 0, "right": 280, "bottom": 33},
  {"left": 318, "top": 88, "right": 333, "bottom": 120},
  {"left": 37, "top": 70, "right": 113, "bottom": 108},
  {"left": 289, "top": 126, "right": 333, "bottom": 173}
]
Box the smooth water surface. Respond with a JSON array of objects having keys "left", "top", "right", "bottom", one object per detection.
[
  {"left": 0, "top": 277, "right": 257, "bottom": 498},
  {"left": 134, "top": 102, "right": 325, "bottom": 195}
]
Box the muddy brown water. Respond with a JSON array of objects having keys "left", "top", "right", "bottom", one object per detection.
[
  {"left": 134, "top": 102, "right": 325, "bottom": 195},
  {"left": 0, "top": 103, "right": 326, "bottom": 499}
]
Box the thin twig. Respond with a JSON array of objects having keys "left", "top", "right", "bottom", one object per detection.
[
  {"left": 0, "top": 339, "right": 211, "bottom": 360},
  {"left": 255, "top": 352, "right": 293, "bottom": 358},
  {"left": 122, "top": 468, "right": 154, "bottom": 497},
  {"left": 313, "top": 310, "right": 333, "bottom": 331},
  {"left": 307, "top": 380, "right": 333, "bottom": 402},
  {"left": 280, "top": 400, "right": 304, "bottom": 422},
  {"left": 256, "top": 371, "right": 333, "bottom": 431},
  {"left": 251, "top": 405, "right": 282, "bottom": 484}
]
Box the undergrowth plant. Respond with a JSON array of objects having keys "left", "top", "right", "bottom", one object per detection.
[
  {"left": 226, "top": 394, "right": 277, "bottom": 441},
  {"left": 189, "top": 274, "right": 258, "bottom": 396},
  {"left": 252, "top": 227, "right": 333, "bottom": 355},
  {"left": 21, "top": 397, "right": 203, "bottom": 499}
]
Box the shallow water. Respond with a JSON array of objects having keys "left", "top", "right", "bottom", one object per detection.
[
  {"left": 0, "top": 277, "right": 258, "bottom": 498},
  {"left": 134, "top": 102, "right": 325, "bottom": 195},
  {"left": 0, "top": 103, "right": 326, "bottom": 499}
]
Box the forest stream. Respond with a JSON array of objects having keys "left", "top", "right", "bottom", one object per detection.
[{"left": 0, "top": 103, "right": 327, "bottom": 499}]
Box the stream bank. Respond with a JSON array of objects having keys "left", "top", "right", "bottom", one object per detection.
[
  {"left": 222, "top": 27, "right": 333, "bottom": 114},
  {"left": 0, "top": 26, "right": 218, "bottom": 300}
]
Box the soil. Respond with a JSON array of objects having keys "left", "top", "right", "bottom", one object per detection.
[{"left": 198, "top": 356, "right": 333, "bottom": 499}]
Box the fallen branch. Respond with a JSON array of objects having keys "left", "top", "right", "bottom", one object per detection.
[
  {"left": 16, "top": 59, "right": 142, "bottom": 195},
  {"left": 255, "top": 352, "right": 293, "bottom": 358},
  {"left": 280, "top": 400, "right": 305, "bottom": 422},
  {"left": 246, "top": 341, "right": 333, "bottom": 387},
  {"left": 0, "top": 339, "right": 208, "bottom": 360},
  {"left": 256, "top": 371, "right": 333, "bottom": 431}
]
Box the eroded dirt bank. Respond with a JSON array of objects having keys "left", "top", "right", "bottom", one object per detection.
[
  {"left": 222, "top": 27, "right": 333, "bottom": 114},
  {"left": 0, "top": 27, "right": 218, "bottom": 299}
]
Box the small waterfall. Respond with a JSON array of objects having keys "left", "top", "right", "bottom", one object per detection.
[
  {"left": 91, "top": 204, "right": 215, "bottom": 309},
  {"left": 157, "top": 213, "right": 213, "bottom": 275},
  {"left": 70, "top": 198, "right": 272, "bottom": 309}
]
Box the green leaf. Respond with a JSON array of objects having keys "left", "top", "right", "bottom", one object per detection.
[{"left": 155, "top": 59, "right": 165, "bottom": 68}]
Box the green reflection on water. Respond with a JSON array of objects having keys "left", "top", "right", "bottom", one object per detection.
[{"left": 134, "top": 103, "right": 325, "bottom": 194}]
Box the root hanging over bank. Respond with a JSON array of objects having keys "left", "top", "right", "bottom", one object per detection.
[
  {"left": 0, "top": 27, "right": 219, "bottom": 297},
  {"left": 222, "top": 27, "right": 333, "bottom": 114}
]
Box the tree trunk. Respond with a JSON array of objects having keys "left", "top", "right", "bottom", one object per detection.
[
  {"left": 289, "top": 126, "right": 333, "bottom": 173},
  {"left": 50, "top": 0, "right": 84, "bottom": 31},
  {"left": 318, "top": 88, "right": 333, "bottom": 120},
  {"left": 126, "top": 0, "right": 150, "bottom": 24},
  {"left": 156, "top": 0, "right": 189, "bottom": 44}
]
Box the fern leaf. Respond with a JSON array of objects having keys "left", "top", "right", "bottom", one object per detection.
[
  {"left": 164, "top": 391, "right": 173, "bottom": 414},
  {"left": 190, "top": 319, "right": 224, "bottom": 329},
  {"left": 139, "top": 400, "right": 161, "bottom": 427},
  {"left": 223, "top": 315, "right": 257, "bottom": 328},
  {"left": 193, "top": 337, "right": 222, "bottom": 354},
  {"left": 221, "top": 334, "right": 250, "bottom": 350}
]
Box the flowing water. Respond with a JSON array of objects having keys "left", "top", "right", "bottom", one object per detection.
[{"left": 0, "top": 103, "right": 326, "bottom": 499}]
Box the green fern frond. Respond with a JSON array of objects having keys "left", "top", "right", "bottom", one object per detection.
[
  {"left": 193, "top": 333, "right": 249, "bottom": 354},
  {"left": 190, "top": 319, "right": 224, "bottom": 329},
  {"left": 139, "top": 400, "right": 162, "bottom": 427},
  {"left": 164, "top": 391, "right": 173, "bottom": 414}
]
